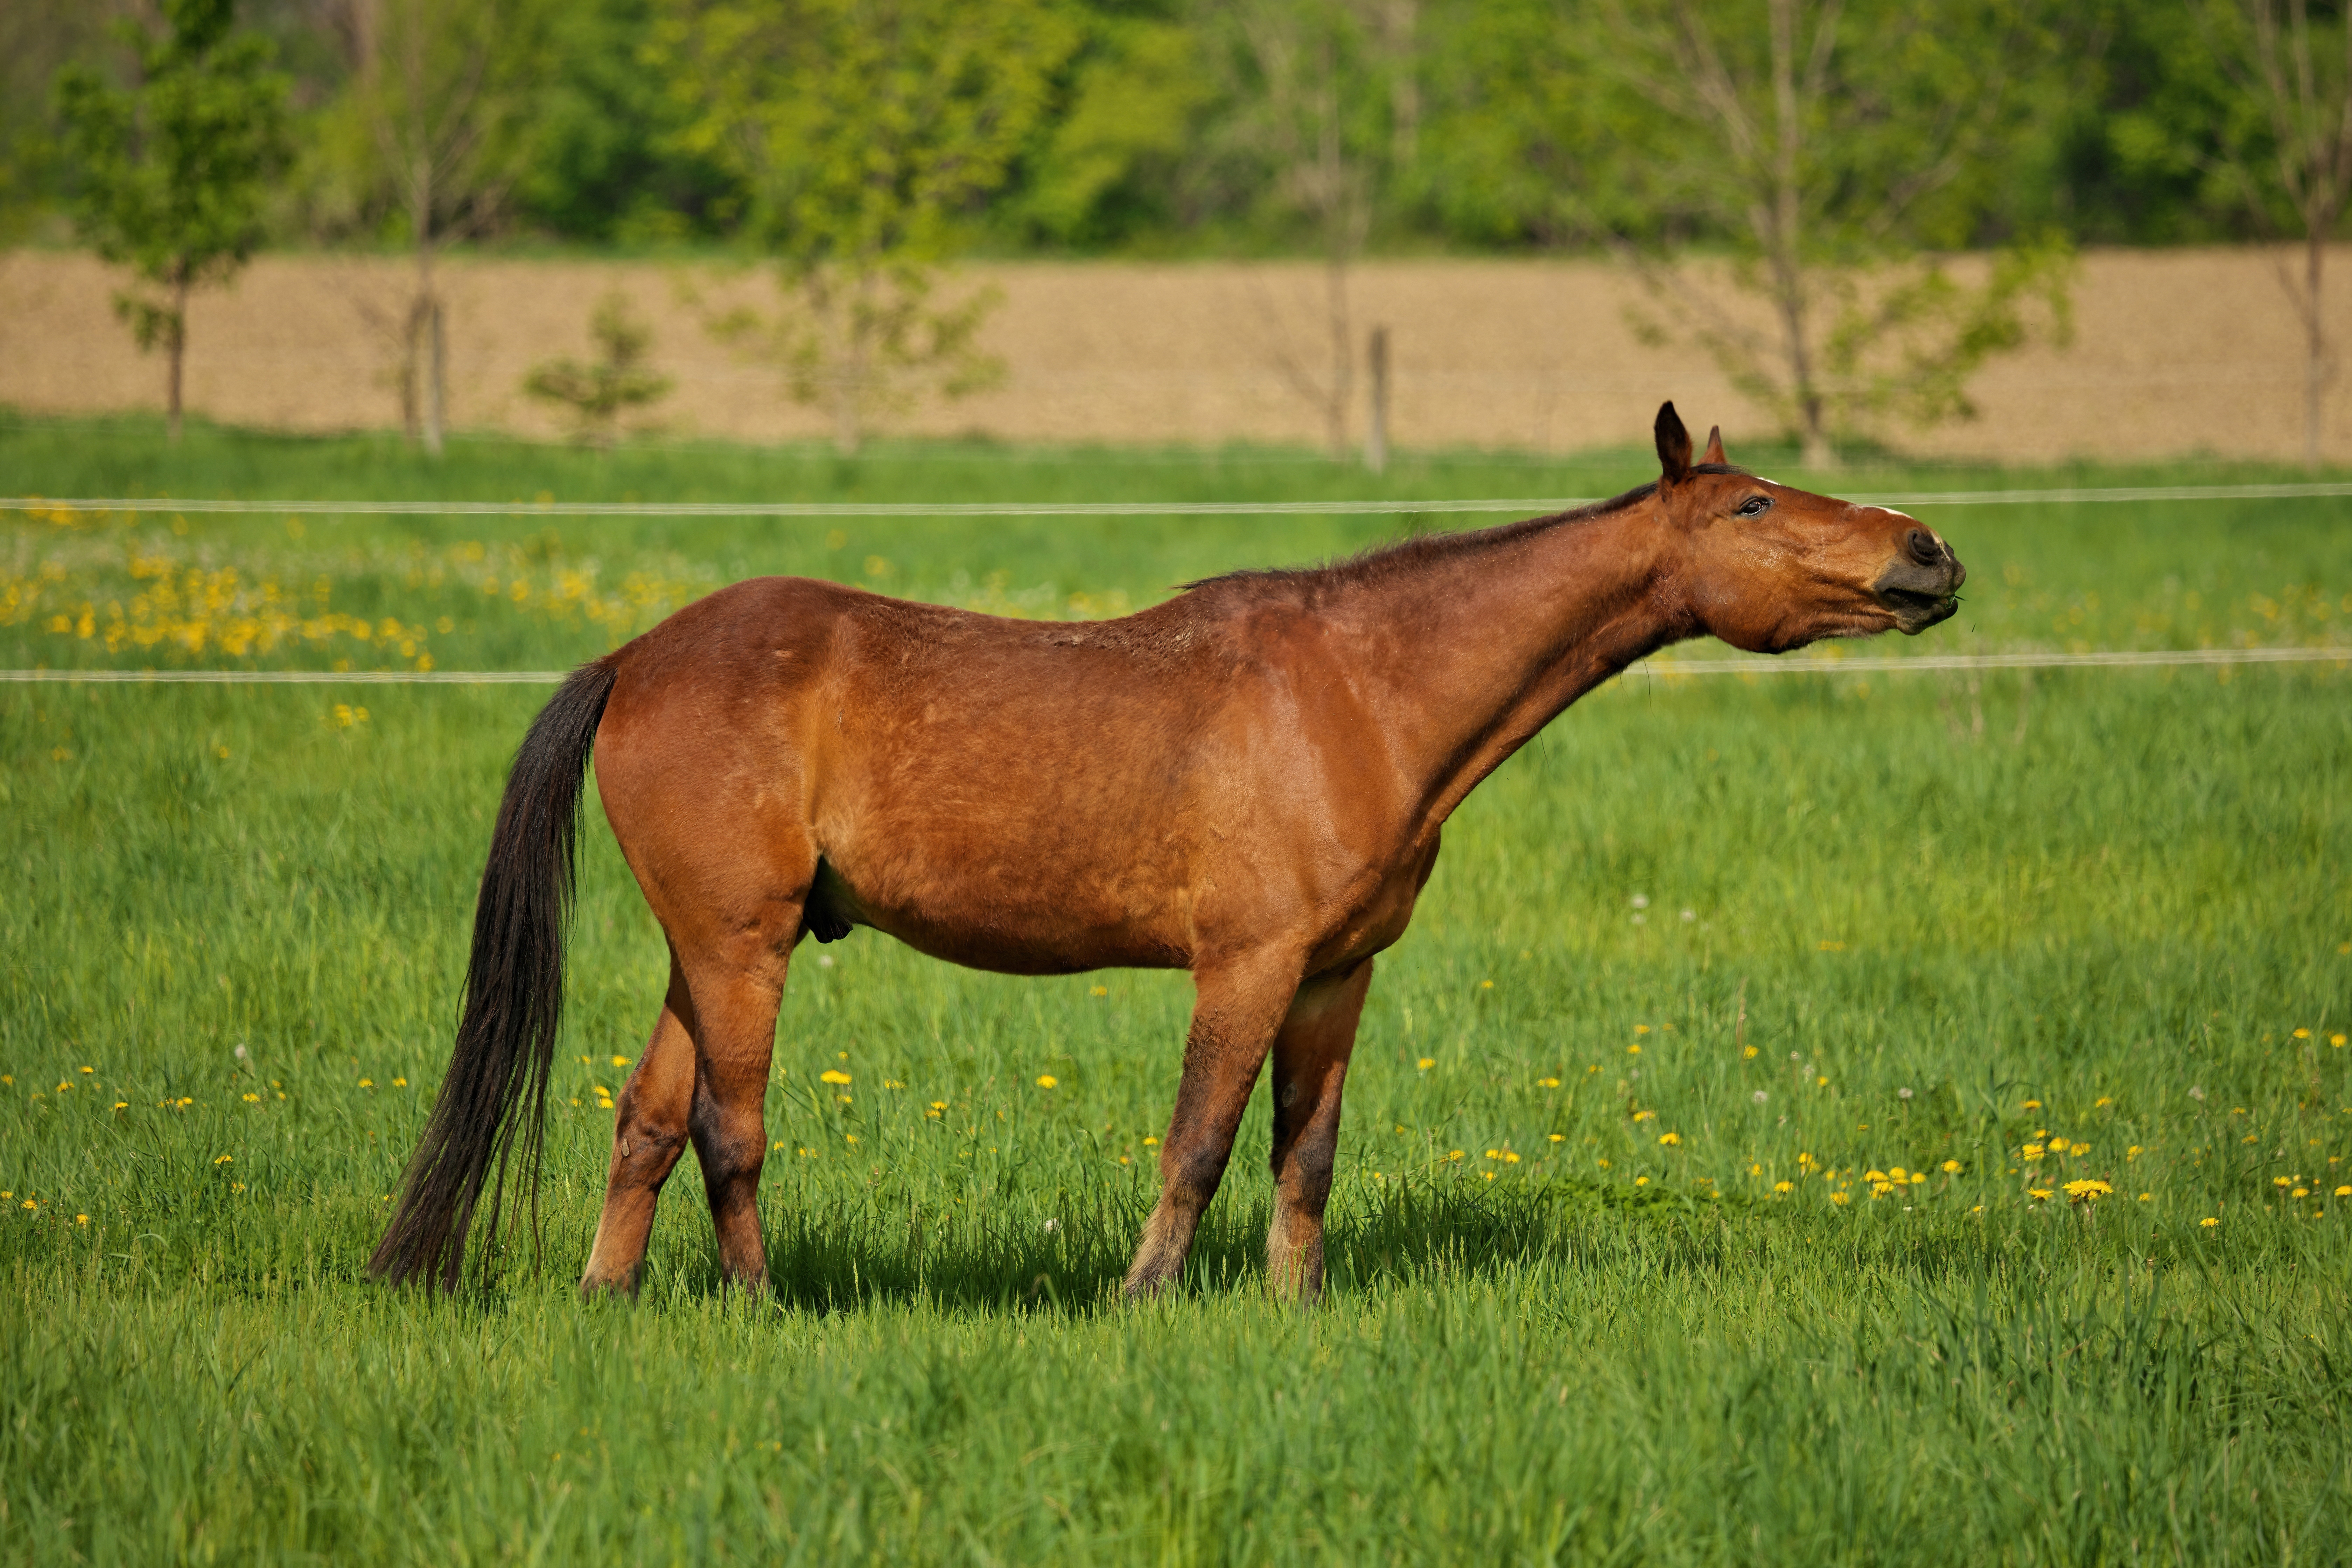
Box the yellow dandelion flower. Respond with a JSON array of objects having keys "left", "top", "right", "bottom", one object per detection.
[
  {"left": 2022, "top": 1143, "right": 2045, "bottom": 1159},
  {"left": 79, "top": 1066, "right": 92, "bottom": 1074},
  {"left": 1749, "top": 1163, "right": 1762, "bottom": 1175},
  {"left": 1827, "top": 1190, "right": 1849, "bottom": 1204},
  {"left": 2333, "top": 1034, "right": 2347, "bottom": 1046},
  {"left": 1416, "top": 1057, "right": 1436, "bottom": 1071},
  {"left": 214, "top": 1155, "right": 232, "bottom": 1165},
  {"left": 2127, "top": 1145, "right": 2142, "bottom": 1160},
  {"left": 1657, "top": 1132, "right": 1680, "bottom": 1146},
  {"left": 1144, "top": 1136, "right": 1159, "bottom": 1147},
  {"left": 1447, "top": 1149, "right": 1464, "bottom": 1161},
  {"left": 1035, "top": 1074, "right": 1058, "bottom": 1089},
  {"left": 1910, "top": 1171, "right": 1927, "bottom": 1184},
  {"left": 358, "top": 1078, "right": 374, "bottom": 1088},
  {"left": 1634, "top": 1176, "right": 1650, "bottom": 1186},
  {"left": 1480, "top": 980, "right": 1493, "bottom": 990},
  {"left": 1485, "top": 1149, "right": 1502, "bottom": 1160},
  {"left": 2292, "top": 1188, "right": 2310, "bottom": 1198},
  {"left": 1548, "top": 1133, "right": 1564, "bottom": 1142},
  {"left": 1816, "top": 1076, "right": 1829, "bottom": 1087},
  {"left": 1634, "top": 1024, "right": 1651, "bottom": 1035},
  {"left": 113, "top": 1101, "right": 126, "bottom": 1111},
  {"left": 2201, "top": 1217, "right": 2219, "bottom": 1227},
  {"left": 2063, "top": 1178, "right": 2112, "bottom": 1200},
  {"left": 76, "top": 1213, "right": 88, "bottom": 1225},
  {"left": 2138, "top": 1192, "right": 2152, "bottom": 1201},
  {"left": 1774, "top": 1180, "right": 1794, "bottom": 1193},
  {"left": 392, "top": 1077, "right": 407, "bottom": 1088},
  {"left": 2022, "top": 1099, "right": 2042, "bottom": 1110},
  {"left": 2094, "top": 1096, "right": 2112, "bottom": 1107},
  {"left": 1628, "top": 1044, "right": 1642, "bottom": 1055},
  {"left": 1742, "top": 1045, "right": 1758, "bottom": 1059},
  {"left": 2294, "top": 1028, "right": 2311, "bottom": 1040},
  {"left": 845, "top": 1133, "right": 858, "bottom": 1144},
  {"left": 1090, "top": 985, "right": 1107, "bottom": 996},
  {"left": 1537, "top": 1077, "right": 1560, "bottom": 1088},
  {"left": 1484, "top": 1170, "right": 1496, "bottom": 1180},
  {"left": 2336, "top": 1185, "right": 2351, "bottom": 1197},
  {"left": 2274, "top": 1175, "right": 2292, "bottom": 1188},
  {"left": 1633, "top": 1109, "right": 1656, "bottom": 1122},
  {"left": 819, "top": 1069, "right": 851, "bottom": 1085},
  {"left": 1941, "top": 1159, "right": 1962, "bottom": 1173},
  {"left": 2028, "top": 1188, "right": 2052, "bottom": 1200},
  {"left": 1504, "top": 1152, "right": 1520, "bottom": 1164},
  {"left": 243, "top": 1092, "right": 260, "bottom": 1103}
]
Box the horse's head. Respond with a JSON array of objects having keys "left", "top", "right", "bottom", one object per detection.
[{"left": 1647, "top": 402, "right": 1965, "bottom": 654}]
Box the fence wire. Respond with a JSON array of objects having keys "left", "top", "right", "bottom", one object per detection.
[
  {"left": 3, "top": 645, "right": 2342, "bottom": 685},
  {"left": 6, "top": 480, "right": 2352, "bottom": 520}
]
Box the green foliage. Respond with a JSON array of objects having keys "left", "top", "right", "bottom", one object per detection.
[
  {"left": 656, "top": 0, "right": 1077, "bottom": 451},
  {"left": 521, "top": 291, "right": 676, "bottom": 446},
  {"left": 509, "top": 0, "right": 746, "bottom": 244},
  {"left": 2, "top": 420, "right": 2351, "bottom": 1560},
  {"left": 50, "top": 0, "right": 289, "bottom": 432},
  {"left": 1002, "top": 10, "right": 1212, "bottom": 247}
]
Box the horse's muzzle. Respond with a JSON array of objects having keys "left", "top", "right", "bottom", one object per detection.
[{"left": 1873, "top": 532, "right": 1966, "bottom": 635}]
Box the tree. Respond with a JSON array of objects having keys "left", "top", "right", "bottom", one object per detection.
[
  {"left": 52, "top": 0, "right": 289, "bottom": 444},
  {"left": 2203, "top": 0, "right": 2352, "bottom": 468},
  {"left": 334, "top": 0, "right": 552, "bottom": 455},
  {"left": 522, "top": 291, "right": 674, "bottom": 447},
  {"left": 1583, "top": 0, "right": 2075, "bottom": 464},
  {"left": 656, "top": 0, "right": 1080, "bottom": 455},
  {"left": 1199, "top": 0, "right": 1412, "bottom": 458}
]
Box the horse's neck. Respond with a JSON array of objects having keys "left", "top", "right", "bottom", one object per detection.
[{"left": 1339, "top": 500, "right": 1687, "bottom": 834}]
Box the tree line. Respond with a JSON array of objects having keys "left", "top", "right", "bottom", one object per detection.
[{"left": 9, "top": 0, "right": 2351, "bottom": 461}]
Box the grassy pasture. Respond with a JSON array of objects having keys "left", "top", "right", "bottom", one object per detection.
[{"left": 2, "top": 417, "right": 2350, "bottom": 1563}]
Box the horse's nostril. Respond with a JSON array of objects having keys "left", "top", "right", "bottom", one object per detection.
[{"left": 1905, "top": 528, "right": 1940, "bottom": 567}]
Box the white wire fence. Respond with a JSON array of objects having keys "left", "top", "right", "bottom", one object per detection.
[
  {"left": 2, "top": 645, "right": 2343, "bottom": 685},
  {"left": 6, "top": 480, "right": 2352, "bottom": 519},
  {"left": 4, "top": 483, "right": 2342, "bottom": 684}
]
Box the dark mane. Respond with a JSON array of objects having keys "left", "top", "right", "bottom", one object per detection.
[{"left": 1177, "top": 465, "right": 1749, "bottom": 597}]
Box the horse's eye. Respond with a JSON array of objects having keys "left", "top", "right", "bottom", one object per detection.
[{"left": 1736, "top": 495, "right": 1773, "bottom": 517}]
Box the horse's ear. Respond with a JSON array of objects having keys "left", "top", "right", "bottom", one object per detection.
[
  {"left": 1701, "top": 425, "right": 1727, "bottom": 466},
  {"left": 1654, "top": 401, "right": 1692, "bottom": 486}
]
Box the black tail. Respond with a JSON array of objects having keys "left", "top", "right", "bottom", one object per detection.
[{"left": 370, "top": 659, "right": 618, "bottom": 1290}]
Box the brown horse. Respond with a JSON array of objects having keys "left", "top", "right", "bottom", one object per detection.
[{"left": 371, "top": 402, "right": 1964, "bottom": 1301}]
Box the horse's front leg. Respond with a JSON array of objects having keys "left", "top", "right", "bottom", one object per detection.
[
  {"left": 1265, "top": 958, "right": 1372, "bottom": 1304},
  {"left": 1123, "top": 948, "right": 1303, "bottom": 1298}
]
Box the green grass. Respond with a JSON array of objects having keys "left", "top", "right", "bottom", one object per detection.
[{"left": 3, "top": 415, "right": 2350, "bottom": 1563}]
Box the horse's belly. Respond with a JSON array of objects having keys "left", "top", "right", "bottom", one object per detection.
[{"left": 810, "top": 853, "right": 1193, "bottom": 977}]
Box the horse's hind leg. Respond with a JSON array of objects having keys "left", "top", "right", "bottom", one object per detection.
[
  {"left": 1265, "top": 959, "right": 1372, "bottom": 1304},
  {"left": 681, "top": 950, "right": 789, "bottom": 1289},
  {"left": 581, "top": 953, "right": 698, "bottom": 1296},
  {"left": 1124, "top": 948, "right": 1302, "bottom": 1298}
]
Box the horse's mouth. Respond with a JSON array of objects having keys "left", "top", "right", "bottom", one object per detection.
[{"left": 1879, "top": 587, "right": 1960, "bottom": 635}]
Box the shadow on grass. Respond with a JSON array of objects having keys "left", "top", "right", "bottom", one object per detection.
[{"left": 743, "top": 1175, "right": 1815, "bottom": 1317}]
